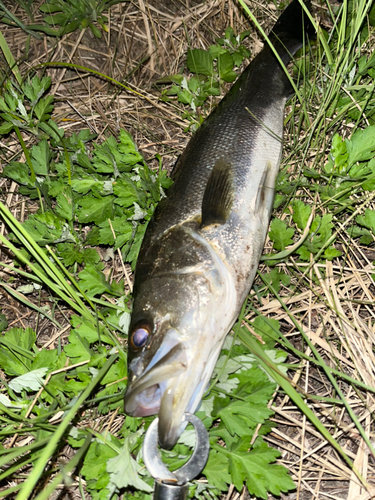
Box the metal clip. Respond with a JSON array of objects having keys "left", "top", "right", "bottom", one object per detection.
[{"left": 143, "top": 413, "right": 210, "bottom": 500}]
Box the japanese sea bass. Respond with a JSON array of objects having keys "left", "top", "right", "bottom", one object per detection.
[{"left": 124, "top": 0, "right": 313, "bottom": 449}]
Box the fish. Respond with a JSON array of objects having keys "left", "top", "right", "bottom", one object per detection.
[{"left": 124, "top": 0, "right": 314, "bottom": 450}]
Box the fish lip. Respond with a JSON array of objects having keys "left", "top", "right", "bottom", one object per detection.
[{"left": 124, "top": 340, "right": 188, "bottom": 417}]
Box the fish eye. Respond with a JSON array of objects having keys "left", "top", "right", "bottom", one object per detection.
[{"left": 130, "top": 322, "right": 152, "bottom": 350}]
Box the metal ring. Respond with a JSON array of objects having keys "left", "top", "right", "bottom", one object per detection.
[{"left": 143, "top": 413, "right": 210, "bottom": 485}]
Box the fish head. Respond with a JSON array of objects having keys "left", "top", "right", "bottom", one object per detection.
[{"left": 124, "top": 226, "right": 237, "bottom": 449}]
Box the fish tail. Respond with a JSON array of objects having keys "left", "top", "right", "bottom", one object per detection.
[{"left": 268, "top": 0, "right": 314, "bottom": 64}]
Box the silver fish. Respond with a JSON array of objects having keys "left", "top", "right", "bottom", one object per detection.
[{"left": 124, "top": 0, "right": 313, "bottom": 449}]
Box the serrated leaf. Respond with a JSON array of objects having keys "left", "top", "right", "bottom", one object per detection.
[
  {"left": 23, "top": 76, "right": 51, "bottom": 106},
  {"left": 346, "top": 125, "right": 375, "bottom": 166},
  {"left": 64, "top": 330, "right": 92, "bottom": 362},
  {"left": 98, "top": 218, "right": 133, "bottom": 245},
  {"left": 324, "top": 247, "right": 342, "bottom": 260},
  {"left": 356, "top": 209, "right": 375, "bottom": 232},
  {"left": 218, "top": 400, "right": 273, "bottom": 436},
  {"left": 0, "top": 328, "right": 36, "bottom": 374},
  {"left": 71, "top": 178, "right": 104, "bottom": 194},
  {"left": 34, "top": 95, "right": 54, "bottom": 121},
  {"left": 125, "top": 223, "right": 147, "bottom": 270},
  {"left": 330, "top": 133, "right": 348, "bottom": 171},
  {"left": 203, "top": 451, "right": 232, "bottom": 491},
  {"left": 31, "top": 139, "right": 51, "bottom": 175},
  {"left": 81, "top": 439, "right": 117, "bottom": 489},
  {"left": 76, "top": 196, "right": 114, "bottom": 224},
  {"left": 3, "top": 162, "right": 31, "bottom": 185},
  {"left": 57, "top": 243, "right": 84, "bottom": 266},
  {"left": 78, "top": 264, "right": 114, "bottom": 297},
  {"left": 292, "top": 200, "right": 312, "bottom": 230},
  {"left": 296, "top": 244, "right": 311, "bottom": 260},
  {"left": 113, "top": 179, "right": 140, "bottom": 208},
  {"left": 269, "top": 218, "right": 294, "bottom": 250},
  {"left": 177, "top": 89, "right": 193, "bottom": 104},
  {"left": 56, "top": 191, "right": 73, "bottom": 221},
  {"left": 9, "top": 368, "right": 48, "bottom": 393},
  {"left": 226, "top": 438, "right": 295, "bottom": 498},
  {"left": 107, "top": 438, "right": 153, "bottom": 493},
  {"left": 262, "top": 268, "right": 290, "bottom": 294}
]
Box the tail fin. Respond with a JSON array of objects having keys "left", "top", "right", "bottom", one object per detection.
[{"left": 268, "top": 0, "right": 314, "bottom": 63}]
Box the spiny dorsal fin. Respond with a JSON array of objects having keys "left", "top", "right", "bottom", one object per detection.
[{"left": 201, "top": 158, "right": 234, "bottom": 228}]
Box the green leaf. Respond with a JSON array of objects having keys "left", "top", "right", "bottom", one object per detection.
[
  {"left": 226, "top": 438, "right": 295, "bottom": 499},
  {"left": 217, "top": 399, "right": 273, "bottom": 436},
  {"left": 356, "top": 209, "right": 375, "bottom": 233},
  {"left": 125, "top": 223, "right": 147, "bottom": 270},
  {"left": 218, "top": 52, "right": 234, "bottom": 79},
  {"left": 186, "top": 49, "right": 214, "bottom": 76},
  {"left": 78, "top": 265, "right": 121, "bottom": 298},
  {"left": 56, "top": 191, "right": 73, "bottom": 221},
  {"left": 81, "top": 439, "right": 117, "bottom": 489},
  {"left": 113, "top": 179, "right": 140, "bottom": 207},
  {"left": 56, "top": 243, "right": 84, "bottom": 266},
  {"left": 292, "top": 200, "right": 311, "bottom": 230},
  {"left": 3, "top": 162, "right": 31, "bottom": 185},
  {"left": 34, "top": 95, "right": 54, "bottom": 121},
  {"left": 31, "top": 139, "right": 51, "bottom": 175},
  {"left": 0, "top": 328, "right": 36, "bottom": 376},
  {"left": 106, "top": 437, "right": 153, "bottom": 492},
  {"left": 346, "top": 125, "right": 375, "bottom": 167},
  {"left": 203, "top": 450, "right": 232, "bottom": 491},
  {"left": 9, "top": 368, "right": 48, "bottom": 393},
  {"left": 76, "top": 196, "right": 114, "bottom": 224},
  {"left": 23, "top": 76, "right": 51, "bottom": 107},
  {"left": 262, "top": 268, "right": 290, "bottom": 294},
  {"left": 98, "top": 218, "right": 133, "bottom": 246},
  {"left": 329, "top": 133, "right": 348, "bottom": 172},
  {"left": 64, "top": 331, "right": 92, "bottom": 363},
  {"left": 268, "top": 218, "right": 294, "bottom": 250},
  {"left": 0, "top": 314, "right": 8, "bottom": 332},
  {"left": 324, "top": 247, "right": 342, "bottom": 260},
  {"left": 251, "top": 316, "right": 281, "bottom": 348},
  {"left": 71, "top": 178, "right": 104, "bottom": 194}
]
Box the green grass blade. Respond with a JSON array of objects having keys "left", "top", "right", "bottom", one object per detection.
[
  {"left": 0, "top": 29, "right": 22, "bottom": 84},
  {"left": 16, "top": 353, "right": 118, "bottom": 500}
]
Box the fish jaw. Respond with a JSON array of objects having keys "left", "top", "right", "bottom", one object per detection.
[
  {"left": 124, "top": 330, "right": 188, "bottom": 417},
  {"left": 157, "top": 336, "right": 223, "bottom": 449},
  {"left": 125, "top": 324, "right": 227, "bottom": 449}
]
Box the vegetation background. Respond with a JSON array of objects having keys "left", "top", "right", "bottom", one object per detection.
[{"left": 1, "top": 0, "right": 375, "bottom": 498}]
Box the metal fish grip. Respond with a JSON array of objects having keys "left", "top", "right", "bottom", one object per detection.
[{"left": 143, "top": 413, "right": 209, "bottom": 500}]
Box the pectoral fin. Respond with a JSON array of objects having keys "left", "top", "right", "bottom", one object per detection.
[{"left": 201, "top": 158, "right": 234, "bottom": 228}]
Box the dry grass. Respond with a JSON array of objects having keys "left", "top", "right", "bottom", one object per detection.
[{"left": 1, "top": 0, "right": 375, "bottom": 499}]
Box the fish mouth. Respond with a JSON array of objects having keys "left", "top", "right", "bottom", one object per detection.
[
  {"left": 124, "top": 331, "right": 208, "bottom": 450},
  {"left": 124, "top": 340, "right": 187, "bottom": 416}
]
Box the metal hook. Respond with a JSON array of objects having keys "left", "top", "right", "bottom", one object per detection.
[{"left": 143, "top": 413, "right": 210, "bottom": 500}]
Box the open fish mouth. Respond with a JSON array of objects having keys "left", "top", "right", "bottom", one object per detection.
[
  {"left": 124, "top": 334, "right": 215, "bottom": 449},
  {"left": 124, "top": 341, "right": 188, "bottom": 417}
]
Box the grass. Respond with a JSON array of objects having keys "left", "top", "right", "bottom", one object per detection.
[{"left": 0, "top": 0, "right": 375, "bottom": 498}]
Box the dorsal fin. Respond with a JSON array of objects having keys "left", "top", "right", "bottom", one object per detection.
[{"left": 201, "top": 158, "right": 234, "bottom": 228}]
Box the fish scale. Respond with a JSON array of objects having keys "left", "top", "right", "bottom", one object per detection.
[{"left": 124, "top": 0, "right": 314, "bottom": 450}]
